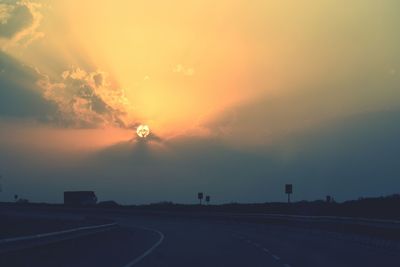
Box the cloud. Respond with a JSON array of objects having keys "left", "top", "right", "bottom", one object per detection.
[
  {"left": 2, "top": 109, "right": 400, "bottom": 204},
  {"left": 0, "top": 2, "right": 32, "bottom": 38},
  {"left": 0, "top": 49, "right": 133, "bottom": 128},
  {"left": 76, "top": 109, "right": 396, "bottom": 204},
  {"left": 37, "top": 67, "right": 132, "bottom": 128},
  {"left": 0, "top": 1, "right": 44, "bottom": 48},
  {"left": 0, "top": 51, "right": 56, "bottom": 118}
]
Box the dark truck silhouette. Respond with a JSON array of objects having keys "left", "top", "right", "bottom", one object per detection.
[{"left": 64, "top": 191, "right": 97, "bottom": 206}]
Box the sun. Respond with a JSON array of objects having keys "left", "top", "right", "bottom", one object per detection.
[{"left": 136, "top": 124, "right": 150, "bottom": 138}]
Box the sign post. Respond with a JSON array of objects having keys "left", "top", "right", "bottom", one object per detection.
[
  {"left": 198, "top": 192, "right": 204, "bottom": 205},
  {"left": 205, "top": 195, "right": 210, "bottom": 205},
  {"left": 285, "top": 184, "right": 293, "bottom": 203}
]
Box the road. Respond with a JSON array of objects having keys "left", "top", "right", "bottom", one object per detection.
[{"left": 1, "top": 211, "right": 400, "bottom": 267}]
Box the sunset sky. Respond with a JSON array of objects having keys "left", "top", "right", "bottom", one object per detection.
[{"left": 1, "top": 0, "right": 400, "bottom": 204}]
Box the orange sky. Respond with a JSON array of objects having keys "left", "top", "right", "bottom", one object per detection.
[
  {"left": 1, "top": 1, "right": 400, "bottom": 203},
  {"left": 2, "top": 0, "right": 400, "bottom": 142}
]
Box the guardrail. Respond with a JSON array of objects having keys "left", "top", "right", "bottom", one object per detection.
[
  {"left": 128, "top": 210, "right": 400, "bottom": 229},
  {"left": 224, "top": 213, "right": 400, "bottom": 229}
]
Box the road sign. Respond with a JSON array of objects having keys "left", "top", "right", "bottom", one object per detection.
[
  {"left": 285, "top": 184, "right": 293, "bottom": 194},
  {"left": 198, "top": 192, "right": 204, "bottom": 204},
  {"left": 285, "top": 184, "right": 293, "bottom": 203}
]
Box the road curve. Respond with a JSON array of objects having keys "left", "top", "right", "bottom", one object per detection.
[
  {"left": 117, "top": 214, "right": 400, "bottom": 267},
  {"left": 1, "top": 211, "right": 400, "bottom": 267},
  {"left": 121, "top": 225, "right": 164, "bottom": 267}
]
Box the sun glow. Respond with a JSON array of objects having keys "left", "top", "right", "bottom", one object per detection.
[
  {"left": 136, "top": 125, "right": 150, "bottom": 138},
  {"left": 27, "top": 0, "right": 268, "bottom": 137},
  {"left": 3, "top": 0, "right": 396, "bottom": 143}
]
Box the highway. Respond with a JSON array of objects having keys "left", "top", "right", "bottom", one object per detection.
[{"left": 1, "top": 210, "right": 400, "bottom": 267}]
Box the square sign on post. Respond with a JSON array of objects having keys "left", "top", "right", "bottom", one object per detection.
[
  {"left": 285, "top": 184, "right": 293, "bottom": 194},
  {"left": 198, "top": 192, "right": 204, "bottom": 205},
  {"left": 285, "top": 184, "right": 293, "bottom": 203}
]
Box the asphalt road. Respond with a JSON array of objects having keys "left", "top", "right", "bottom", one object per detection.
[{"left": 1, "top": 211, "right": 400, "bottom": 267}]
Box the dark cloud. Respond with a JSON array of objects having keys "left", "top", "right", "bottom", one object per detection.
[
  {"left": 38, "top": 68, "right": 130, "bottom": 128},
  {"left": 0, "top": 51, "right": 131, "bottom": 128},
  {"left": 0, "top": 51, "right": 56, "bottom": 118},
  {"left": 1, "top": 50, "right": 399, "bottom": 203},
  {"left": 0, "top": 3, "right": 33, "bottom": 38},
  {"left": 93, "top": 73, "right": 104, "bottom": 87},
  {"left": 0, "top": 1, "right": 43, "bottom": 47},
  {"left": 0, "top": 52, "right": 130, "bottom": 128},
  {"left": 20, "top": 109, "right": 395, "bottom": 205},
  {"left": 1, "top": 109, "right": 400, "bottom": 204},
  {"left": 285, "top": 109, "right": 400, "bottom": 199}
]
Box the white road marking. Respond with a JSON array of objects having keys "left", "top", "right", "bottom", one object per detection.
[
  {"left": 228, "top": 231, "right": 289, "bottom": 266},
  {"left": 271, "top": 254, "right": 280, "bottom": 260},
  {"left": 122, "top": 226, "right": 165, "bottom": 267},
  {"left": 0, "top": 226, "right": 119, "bottom": 254},
  {"left": 0, "top": 223, "right": 117, "bottom": 244}
]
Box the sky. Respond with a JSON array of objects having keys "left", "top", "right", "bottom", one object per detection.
[{"left": 0, "top": 0, "right": 400, "bottom": 204}]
